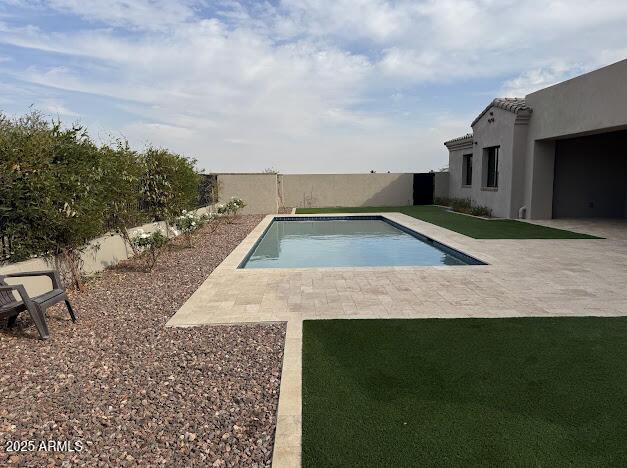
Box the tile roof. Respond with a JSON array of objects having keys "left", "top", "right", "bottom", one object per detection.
[
  {"left": 471, "top": 98, "right": 531, "bottom": 127},
  {"left": 443, "top": 133, "right": 473, "bottom": 147}
]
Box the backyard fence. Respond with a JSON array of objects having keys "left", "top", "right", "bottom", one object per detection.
[
  {"left": 213, "top": 172, "right": 450, "bottom": 214},
  {"left": 0, "top": 204, "right": 214, "bottom": 297}
]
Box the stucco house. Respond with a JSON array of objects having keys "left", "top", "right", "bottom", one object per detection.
[{"left": 445, "top": 59, "right": 627, "bottom": 219}]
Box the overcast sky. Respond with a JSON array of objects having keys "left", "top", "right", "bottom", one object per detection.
[{"left": 1, "top": 1, "right": 626, "bottom": 173}]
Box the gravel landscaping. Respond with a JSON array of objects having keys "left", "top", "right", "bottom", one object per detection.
[{"left": 0, "top": 215, "right": 286, "bottom": 467}]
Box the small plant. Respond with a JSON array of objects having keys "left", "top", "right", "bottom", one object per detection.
[
  {"left": 131, "top": 227, "right": 168, "bottom": 271},
  {"left": 444, "top": 197, "right": 492, "bottom": 217},
  {"left": 450, "top": 198, "right": 472, "bottom": 212},
  {"left": 434, "top": 197, "right": 451, "bottom": 207},
  {"left": 469, "top": 205, "right": 492, "bottom": 217},
  {"left": 173, "top": 210, "right": 207, "bottom": 248},
  {"left": 217, "top": 197, "right": 246, "bottom": 223},
  {"left": 228, "top": 197, "right": 246, "bottom": 216}
]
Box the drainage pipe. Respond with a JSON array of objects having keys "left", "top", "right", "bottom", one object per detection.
[{"left": 518, "top": 206, "right": 527, "bottom": 219}]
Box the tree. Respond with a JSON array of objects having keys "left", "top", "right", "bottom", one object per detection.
[
  {"left": 140, "top": 147, "right": 201, "bottom": 224},
  {"left": 0, "top": 113, "right": 110, "bottom": 289},
  {"left": 101, "top": 139, "right": 145, "bottom": 253},
  {"left": 1, "top": 111, "right": 203, "bottom": 289}
]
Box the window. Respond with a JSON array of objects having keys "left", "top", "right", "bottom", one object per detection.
[
  {"left": 462, "top": 154, "right": 473, "bottom": 186},
  {"left": 484, "top": 146, "right": 499, "bottom": 188}
]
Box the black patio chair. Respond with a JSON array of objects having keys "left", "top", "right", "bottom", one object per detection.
[{"left": 0, "top": 270, "right": 77, "bottom": 340}]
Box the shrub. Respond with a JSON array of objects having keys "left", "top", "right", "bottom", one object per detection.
[
  {"left": 173, "top": 210, "right": 208, "bottom": 248},
  {"left": 139, "top": 147, "right": 202, "bottom": 224},
  {"left": 0, "top": 110, "right": 204, "bottom": 287},
  {"left": 450, "top": 198, "right": 472, "bottom": 212},
  {"left": 443, "top": 197, "right": 493, "bottom": 218},
  {"left": 434, "top": 197, "right": 451, "bottom": 206},
  {"left": 227, "top": 197, "right": 246, "bottom": 216},
  {"left": 131, "top": 228, "right": 169, "bottom": 271},
  {"left": 216, "top": 197, "right": 246, "bottom": 223},
  {"left": 101, "top": 140, "right": 146, "bottom": 254},
  {"left": 469, "top": 205, "right": 492, "bottom": 217},
  {"left": 0, "top": 112, "right": 111, "bottom": 289}
]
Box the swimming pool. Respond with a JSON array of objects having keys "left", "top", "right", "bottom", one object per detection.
[{"left": 240, "top": 216, "right": 485, "bottom": 269}]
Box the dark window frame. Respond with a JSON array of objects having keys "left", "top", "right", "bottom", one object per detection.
[
  {"left": 484, "top": 146, "right": 499, "bottom": 188},
  {"left": 462, "top": 154, "right": 473, "bottom": 186}
]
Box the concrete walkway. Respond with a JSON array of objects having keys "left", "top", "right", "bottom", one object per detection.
[{"left": 167, "top": 214, "right": 627, "bottom": 467}]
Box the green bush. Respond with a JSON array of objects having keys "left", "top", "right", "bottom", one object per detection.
[
  {"left": 434, "top": 197, "right": 493, "bottom": 218},
  {"left": 0, "top": 112, "right": 111, "bottom": 288},
  {"left": 469, "top": 205, "right": 492, "bottom": 217},
  {"left": 101, "top": 140, "right": 146, "bottom": 253},
  {"left": 140, "top": 147, "right": 201, "bottom": 223},
  {"left": 0, "top": 111, "right": 203, "bottom": 288},
  {"left": 450, "top": 198, "right": 472, "bottom": 212}
]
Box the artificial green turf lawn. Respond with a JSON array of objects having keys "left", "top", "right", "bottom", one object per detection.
[
  {"left": 303, "top": 318, "right": 627, "bottom": 467},
  {"left": 295, "top": 205, "right": 601, "bottom": 239}
]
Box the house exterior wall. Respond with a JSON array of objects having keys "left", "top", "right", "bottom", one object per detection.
[
  {"left": 523, "top": 59, "right": 627, "bottom": 218},
  {"left": 433, "top": 172, "right": 450, "bottom": 199},
  {"left": 446, "top": 59, "right": 627, "bottom": 219},
  {"left": 510, "top": 116, "right": 530, "bottom": 218},
  {"left": 447, "top": 141, "right": 474, "bottom": 201},
  {"left": 525, "top": 60, "right": 627, "bottom": 141},
  {"left": 470, "top": 107, "right": 518, "bottom": 217},
  {"left": 447, "top": 110, "right": 528, "bottom": 218}
]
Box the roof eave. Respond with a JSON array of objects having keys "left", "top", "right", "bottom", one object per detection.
[
  {"left": 471, "top": 98, "right": 530, "bottom": 127},
  {"left": 444, "top": 134, "right": 474, "bottom": 150}
]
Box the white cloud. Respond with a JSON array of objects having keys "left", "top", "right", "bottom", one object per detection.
[
  {"left": 276, "top": 0, "right": 410, "bottom": 42},
  {"left": 46, "top": 0, "right": 198, "bottom": 30},
  {"left": 0, "top": 0, "right": 626, "bottom": 172},
  {"left": 501, "top": 62, "right": 585, "bottom": 97},
  {"left": 273, "top": 0, "right": 627, "bottom": 83},
  {"left": 501, "top": 48, "right": 627, "bottom": 97},
  {"left": 39, "top": 98, "right": 79, "bottom": 117}
]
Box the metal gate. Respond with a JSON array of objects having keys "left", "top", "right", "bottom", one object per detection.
[{"left": 413, "top": 173, "right": 434, "bottom": 205}]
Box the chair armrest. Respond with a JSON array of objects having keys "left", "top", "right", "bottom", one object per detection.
[
  {"left": 3, "top": 270, "right": 62, "bottom": 289},
  {"left": 0, "top": 284, "right": 31, "bottom": 303}
]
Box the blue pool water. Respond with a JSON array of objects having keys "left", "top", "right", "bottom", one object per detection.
[{"left": 240, "top": 217, "right": 484, "bottom": 269}]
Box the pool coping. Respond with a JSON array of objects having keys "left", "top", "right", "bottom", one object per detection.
[
  {"left": 238, "top": 215, "right": 488, "bottom": 269},
  {"left": 212, "top": 212, "right": 492, "bottom": 276}
]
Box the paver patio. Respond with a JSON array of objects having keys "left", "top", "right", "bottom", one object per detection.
[{"left": 166, "top": 213, "right": 627, "bottom": 467}]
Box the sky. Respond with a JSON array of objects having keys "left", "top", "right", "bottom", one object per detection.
[{"left": 1, "top": 1, "right": 626, "bottom": 173}]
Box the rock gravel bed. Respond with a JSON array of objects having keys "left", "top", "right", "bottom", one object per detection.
[{"left": 0, "top": 215, "right": 286, "bottom": 467}]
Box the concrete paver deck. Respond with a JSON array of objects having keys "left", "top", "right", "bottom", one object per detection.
[
  {"left": 166, "top": 213, "right": 627, "bottom": 467},
  {"left": 168, "top": 214, "right": 627, "bottom": 325}
]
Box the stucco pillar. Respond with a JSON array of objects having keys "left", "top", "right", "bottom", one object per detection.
[{"left": 528, "top": 140, "right": 555, "bottom": 219}]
